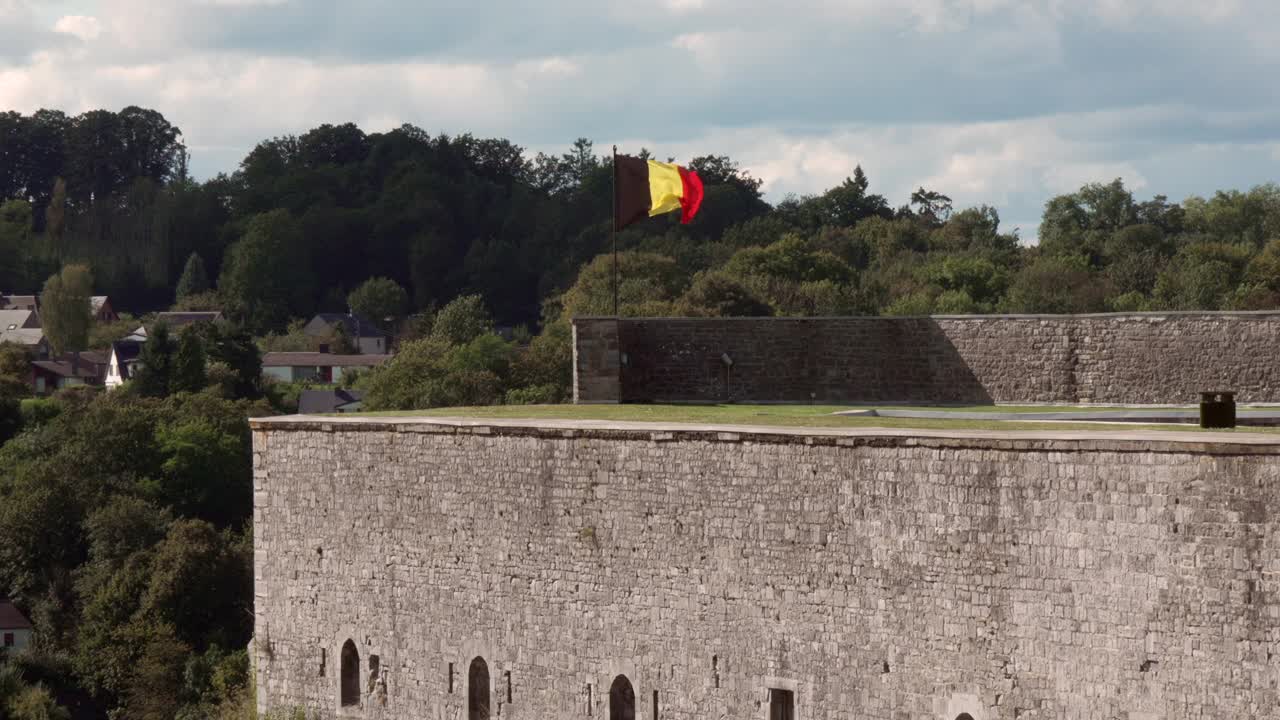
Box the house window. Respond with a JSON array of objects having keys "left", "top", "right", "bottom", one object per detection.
[
  {"left": 768, "top": 689, "right": 794, "bottom": 720},
  {"left": 468, "top": 656, "right": 490, "bottom": 720},
  {"left": 340, "top": 639, "right": 360, "bottom": 706},
  {"left": 3, "top": 633, "right": 13, "bottom": 647},
  {"left": 609, "top": 675, "right": 635, "bottom": 720}
]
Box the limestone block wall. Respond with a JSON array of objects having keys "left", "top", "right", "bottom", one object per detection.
[
  {"left": 571, "top": 313, "right": 1280, "bottom": 404},
  {"left": 252, "top": 417, "right": 1280, "bottom": 720}
]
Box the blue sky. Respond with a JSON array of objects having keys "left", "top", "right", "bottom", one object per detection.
[{"left": 3, "top": 0, "right": 1280, "bottom": 241}]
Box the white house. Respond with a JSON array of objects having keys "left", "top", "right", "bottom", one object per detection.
[
  {"left": 0, "top": 599, "right": 32, "bottom": 652},
  {"left": 105, "top": 340, "right": 143, "bottom": 388}
]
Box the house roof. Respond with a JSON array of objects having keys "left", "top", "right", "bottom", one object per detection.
[
  {"left": 33, "top": 359, "right": 100, "bottom": 379},
  {"left": 298, "top": 388, "right": 365, "bottom": 414},
  {"left": 0, "top": 600, "right": 32, "bottom": 630},
  {"left": 263, "top": 352, "right": 392, "bottom": 368},
  {"left": 0, "top": 295, "right": 37, "bottom": 310},
  {"left": 91, "top": 296, "right": 110, "bottom": 312},
  {"left": 0, "top": 309, "right": 38, "bottom": 331},
  {"left": 111, "top": 340, "right": 143, "bottom": 364},
  {"left": 305, "top": 313, "right": 391, "bottom": 339},
  {"left": 0, "top": 328, "right": 45, "bottom": 347},
  {"left": 79, "top": 350, "right": 109, "bottom": 366}
]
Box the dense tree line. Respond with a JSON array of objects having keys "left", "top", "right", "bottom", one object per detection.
[
  {"left": 3, "top": 106, "right": 1280, "bottom": 715},
  {"left": 4, "top": 107, "right": 1280, "bottom": 334}
]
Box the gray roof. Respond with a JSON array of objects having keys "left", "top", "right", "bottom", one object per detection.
[
  {"left": 298, "top": 389, "right": 365, "bottom": 414},
  {"left": 305, "top": 313, "right": 391, "bottom": 339},
  {"left": 0, "top": 327, "right": 44, "bottom": 347},
  {"left": 263, "top": 352, "right": 392, "bottom": 368},
  {"left": 0, "top": 309, "right": 38, "bottom": 331}
]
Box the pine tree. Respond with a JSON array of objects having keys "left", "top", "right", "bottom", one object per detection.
[
  {"left": 171, "top": 327, "right": 207, "bottom": 394},
  {"left": 133, "top": 322, "right": 177, "bottom": 397},
  {"left": 175, "top": 253, "right": 210, "bottom": 300}
]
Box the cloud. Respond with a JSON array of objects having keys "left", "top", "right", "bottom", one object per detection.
[
  {"left": 1, "top": 0, "right": 1279, "bottom": 244},
  {"left": 53, "top": 14, "right": 101, "bottom": 41}
]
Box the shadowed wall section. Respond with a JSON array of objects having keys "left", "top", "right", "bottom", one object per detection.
[{"left": 571, "top": 313, "right": 1280, "bottom": 405}]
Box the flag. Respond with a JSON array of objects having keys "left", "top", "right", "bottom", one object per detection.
[{"left": 614, "top": 154, "right": 705, "bottom": 230}]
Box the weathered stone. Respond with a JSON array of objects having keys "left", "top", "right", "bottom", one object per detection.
[
  {"left": 252, "top": 417, "right": 1280, "bottom": 719},
  {"left": 572, "top": 313, "right": 1280, "bottom": 405}
]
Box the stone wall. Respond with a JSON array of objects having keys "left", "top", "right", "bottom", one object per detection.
[
  {"left": 570, "top": 313, "right": 1280, "bottom": 405},
  {"left": 252, "top": 417, "right": 1280, "bottom": 720}
]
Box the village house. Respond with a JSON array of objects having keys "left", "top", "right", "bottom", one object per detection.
[
  {"left": 30, "top": 352, "right": 106, "bottom": 395},
  {"left": 0, "top": 598, "right": 33, "bottom": 652},
  {"left": 303, "top": 313, "right": 392, "bottom": 355},
  {"left": 0, "top": 294, "right": 38, "bottom": 312},
  {"left": 262, "top": 350, "right": 391, "bottom": 384},
  {"left": 105, "top": 340, "right": 143, "bottom": 388},
  {"left": 91, "top": 295, "right": 119, "bottom": 323}
]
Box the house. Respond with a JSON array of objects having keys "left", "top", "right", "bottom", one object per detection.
[
  {"left": 0, "top": 327, "right": 48, "bottom": 358},
  {"left": 91, "top": 296, "right": 119, "bottom": 323},
  {"left": 262, "top": 351, "right": 391, "bottom": 384},
  {"left": 303, "top": 313, "right": 392, "bottom": 355},
  {"left": 0, "top": 598, "right": 33, "bottom": 652},
  {"left": 105, "top": 340, "right": 143, "bottom": 388},
  {"left": 0, "top": 309, "right": 40, "bottom": 331},
  {"left": 0, "top": 294, "right": 38, "bottom": 312},
  {"left": 131, "top": 311, "right": 224, "bottom": 338},
  {"left": 298, "top": 388, "right": 366, "bottom": 414},
  {"left": 31, "top": 354, "right": 103, "bottom": 395}
]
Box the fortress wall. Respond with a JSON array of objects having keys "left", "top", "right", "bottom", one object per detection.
[
  {"left": 569, "top": 313, "right": 1280, "bottom": 404},
  {"left": 252, "top": 417, "right": 1280, "bottom": 719}
]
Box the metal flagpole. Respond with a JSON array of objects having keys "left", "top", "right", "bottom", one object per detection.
[{"left": 612, "top": 144, "right": 619, "bottom": 317}]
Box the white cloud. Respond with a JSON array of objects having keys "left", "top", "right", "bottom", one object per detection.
[{"left": 53, "top": 14, "right": 101, "bottom": 40}]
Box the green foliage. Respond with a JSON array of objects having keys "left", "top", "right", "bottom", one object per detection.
[
  {"left": 347, "top": 277, "right": 408, "bottom": 331},
  {"left": 677, "top": 271, "right": 772, "bottom": 317},
  {"left": 361, "top": 335, "right": 507, "bottom": 410},
  {"left": 218, "top": 210, "right": 310, "bottom": 333},
  {"left": 133, "top": 322, "right": 178, "bottom": 398},
  {"left": 40, "top": 264, "right": 94, "bottom": 355},
  {"left": 171, "top": 290, "right": 224, "bottom": 312},
  {"left": 555, "top": 252, "right": 684, "bottom": 319},
  {"left": 175, "top": 253, "right": 211, "bottom": 300},
  {"left": 172, "top": 328, "right": 208, "bottom": 394},
  {"left": 431, "top": 294, "right": 495, "bottom": 344}
]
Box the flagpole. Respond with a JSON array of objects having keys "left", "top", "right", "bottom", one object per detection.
[{"left": 612, "top": 144, "right": 619, "bottom": 317}]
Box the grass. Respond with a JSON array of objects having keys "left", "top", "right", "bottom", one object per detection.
[{"left": 351, "top": 404, "right": 1280, "bottom": 435}]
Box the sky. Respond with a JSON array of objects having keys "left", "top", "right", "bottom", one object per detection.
[{"left": 3, "top": 0, "right": 1280, "bottom": 241}]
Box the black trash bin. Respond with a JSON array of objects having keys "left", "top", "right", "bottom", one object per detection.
[{"left": 1199, "top": 391, "right": 1236, "bottom": 429}]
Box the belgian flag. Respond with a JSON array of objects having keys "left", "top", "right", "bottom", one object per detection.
[{"left": 614, "top": 154, "right": 705, "bottom": 230}]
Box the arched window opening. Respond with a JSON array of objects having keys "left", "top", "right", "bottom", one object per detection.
[
  {"left": 340, "top": 640, "right": 360, "bottom": 707},
  {"left": 468, "top": 656, "right": 491, "bottom": 720},
  {"left": 956, "top": 715, "right": 975, "bottom": 720},
  {"left": 609, "top": 674, "right": 635, "bottom": 720}
]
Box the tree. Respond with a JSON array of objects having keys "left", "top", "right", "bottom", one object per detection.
[
  {"left": 347, "top": 277, "right": 408, "bottom": 332},
  {"left": 40, "top": 264, "right": 94, "bottom": 355},
  {"left": 175, "top": 253, "right": 210, "bottom": 300},
  {"left": 431, "top": 294, "right": 495, "bottom": 345},
  {"left": 0, "top": 199, "right": 32, "bottom": 290},
  {"left": 217, "top": 210, "right": 311, "bottom": 333},
  {"left": 133, "top": 322, "right": 177, "bottom": 397},
  {"left": 171, "top": 327, "right": 207, "bottom": 394}
]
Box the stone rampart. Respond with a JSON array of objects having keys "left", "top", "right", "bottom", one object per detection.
[
  {"left": 252, "top": 416, "right": 1280, "bottom": 719},
  {"left": 570, "top": 313, "right": 1280, "bottom": 404}
]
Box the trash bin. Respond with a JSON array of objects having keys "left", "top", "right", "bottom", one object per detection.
[{"left": 1199, "top": 391, "right": 1236, "bottom": 429}]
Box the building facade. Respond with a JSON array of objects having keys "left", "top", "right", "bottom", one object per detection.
[{"left": 252, "top": 416, "right": 1280, "bottom": 719}]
